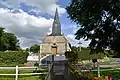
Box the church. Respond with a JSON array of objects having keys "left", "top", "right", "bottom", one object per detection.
[{"left": 40, "top": 9, "right": 71, "bottom": 57}]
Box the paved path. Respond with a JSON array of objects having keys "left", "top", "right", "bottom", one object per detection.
[
  {"left": 99, "top": 64, "right": 120, "bottom": 67},
  {"left": 53, "top": 75, "right": 65, "bottom": 80},
  {"left": 100, "top": 58, "right": 120, "bottom": 67},
  {"left": 53, "top": 63, "right": 66, "bottom": 80}
]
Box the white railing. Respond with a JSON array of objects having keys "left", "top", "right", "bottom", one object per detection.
[
  {"left": 40, "top": 54, "right": 51, "bottom": 61},
  {"left": 0, "top": 65, "right": 47, "bottom": 80}
]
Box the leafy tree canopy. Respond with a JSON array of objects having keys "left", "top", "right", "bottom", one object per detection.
[
  {"left": 30, "top": 44, "right": 40, "bottom": 53},
  {"left": 66, "top": 0, "right": 120, "bottom": 55},
  {"left": 0, "top": 27, "right": 20, "bottom": 51}
]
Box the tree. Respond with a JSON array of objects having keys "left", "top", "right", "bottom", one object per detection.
[
  {"left": 0, "top": 27, "right": 20, "bottom": 51},
  {"left": 65, "top": 46, "right": 78, "bottom": 63},
  {"left": 68, "top": 42, "right": 72, "bottom": 49},
  {"left": 3, "top": 33, "right": 20, "bottom": 51},
  {"left": 30, "top": 44, "right": 40, "bottom": 53},
  {"left": 26, "top": 48, "right": 30, "bottom": 52},
  {"left": 66, "top": 0, "right": 120, "bottom": 55},
  {"left": 0, "top": 27, "right": 4, "bottom": 51}
]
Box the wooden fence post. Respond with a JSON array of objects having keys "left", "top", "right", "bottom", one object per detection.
[{"left": 16, "top": 65, "right": 18, "bottom": 80}]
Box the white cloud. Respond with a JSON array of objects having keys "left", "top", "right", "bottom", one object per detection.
[
  {"left": 0, "top": 0, "right": 66, "bottom": 15},
  {"left": 67, "top": 34, "right": 76, "bottom": 41},
  {"left": 47, "top": 28, "right": 52, "bottom": 35},
  {"left": 0, "top": 8, "right": 53, "bottom": 48},
  {"left": 63, "top": 24, "right": 90, "bottom": 47},
  {"left": 0, "top": 0, "right": 21, "bottom": 8},
  {"left": 62, "top": 24, "right": 80, "bottom": 35},
  {"left": 67, "top": 34, "right": 90, "bottom": 47},
  {"left": 28, "top": 2, "right": 66, "bottom": 16},
  {"left": 18, "top": 37, "right": 42, "bottom": 49}
]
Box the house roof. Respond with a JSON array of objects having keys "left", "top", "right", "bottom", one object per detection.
[{"left": 43, "top": 35, "right": 68, "bottom": 43}]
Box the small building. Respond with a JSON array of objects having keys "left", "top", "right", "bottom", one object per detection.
[
  {"left": 27, "top": 55, "right": 38, "bottom": 62},
  {"left": 40, "top": 9, "right": 71, "bottom": 56},
  {"left": 25, "top": 53, "right": 39, "bottom": 67}
]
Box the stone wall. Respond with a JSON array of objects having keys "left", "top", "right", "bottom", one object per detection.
[{"left": 41, "top": 43, "right": 68, "bottom": 55}]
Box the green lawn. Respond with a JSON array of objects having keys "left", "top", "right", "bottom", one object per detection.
[
  {"left": 0, "top": 69, "right": 47, "bottom": 80},
  {"left": 78, "top": 48, "right": 105, "bottom": 61},
  {"left": 0, "top": 63, "right": 24, "bottom": 67},
  {"left": 0, "top": 76, "right": 44, "bottom": 80}
]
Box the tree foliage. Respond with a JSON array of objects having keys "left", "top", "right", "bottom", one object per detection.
[
  {"left": 66, "top": 0, "right": 120, "bottom": 55},
  {"left": 0, "top": 27, "right": 4, "bottom": 51},
  {"left": 30, "top": 44, "right": 40, "bottom": 53},
  {"left": 65, "top": 46, "right": 79, "bottom": 62},
  {"left": 0, "top": 27, "right": 20, "bottom": 51}
]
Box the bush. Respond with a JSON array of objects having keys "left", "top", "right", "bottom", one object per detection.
[
  {"left": 0, "top": 51, "right": 29, "bottom": 66},
  {"left": 68, "top": 64, "right": 89, "bottom": 80},
  {"left": 65, "top": 51, "right": 78, "bottom": 63},
  {"left": 92, "top": 70, "right": 120, "bottom": 79}
]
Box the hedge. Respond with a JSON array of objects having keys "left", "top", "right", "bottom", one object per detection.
[{"left": 0, "top": 51, "right": 29, "bottom": 66}]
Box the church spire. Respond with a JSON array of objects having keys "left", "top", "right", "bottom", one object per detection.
[
  {"left": 54, "top": 8, "right": 59, "bottom": 23},
  {"left": 51, "top": 8, "right": 61, "bottom": 36}
]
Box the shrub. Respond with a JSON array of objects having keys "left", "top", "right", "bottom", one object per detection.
[
  {"left": 92, "top": 70, "right": 120, "bottom": 79},
  {"left": 0, "top": 51, "right": 29, "bottom": 66}
]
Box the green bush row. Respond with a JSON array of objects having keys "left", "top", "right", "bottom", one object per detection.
[{"left": 0, "top": 51, "right": 29, "bottom": 66}]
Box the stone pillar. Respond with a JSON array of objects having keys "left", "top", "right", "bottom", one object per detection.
[{"left": 50, "top": 55, "right": 54, "bottom": 80}]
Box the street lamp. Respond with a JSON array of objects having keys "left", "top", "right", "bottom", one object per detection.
[{"left": 78, "top": 41, "right": 82, "bottom": 51}]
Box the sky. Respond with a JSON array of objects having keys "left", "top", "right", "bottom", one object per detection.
[{"left": 0, "top": 0, "right": 90, "bottom": 49}]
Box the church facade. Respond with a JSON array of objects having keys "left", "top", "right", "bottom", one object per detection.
[{"left": 40, "top": 9, "right": 71, "bottom": 56}]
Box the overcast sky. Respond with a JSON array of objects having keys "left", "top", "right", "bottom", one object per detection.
[{"left": 0, "top": 0, "right": 90, "bottom": 49}]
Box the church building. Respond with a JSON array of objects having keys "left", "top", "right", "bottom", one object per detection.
[{"left": 40, "top": 9, "right": 71, "bottom": 57}]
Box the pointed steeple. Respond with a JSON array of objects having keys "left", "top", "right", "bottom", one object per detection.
[
  {"left": 54, "top": 8, "right": 59, "bottom": 23},
  {"left": 51, "top": 8, "right": 61, "bottom": 36}
]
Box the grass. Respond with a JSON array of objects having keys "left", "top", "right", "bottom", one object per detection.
[
  {"left": 78, "top": 48, "right": 105, "bottom": 61},
  {"left": 0, "top": 69, "right": 47, "bottom": 80},
  {"left": 19, "top": 76, "right": 44, "bottom": 80},
  {"left": 0, "top": 63, "right": 24, "bottom": 67},
  {"left": 0, "top": 76, "right": 44, "bottom": 80},
  {"left": 0, "top": 51, "right": 47, "bottom": 80}
]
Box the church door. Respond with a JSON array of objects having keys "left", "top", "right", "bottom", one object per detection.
[{"left": 51, "top": 46, "right": 57, "bottom": 55}]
